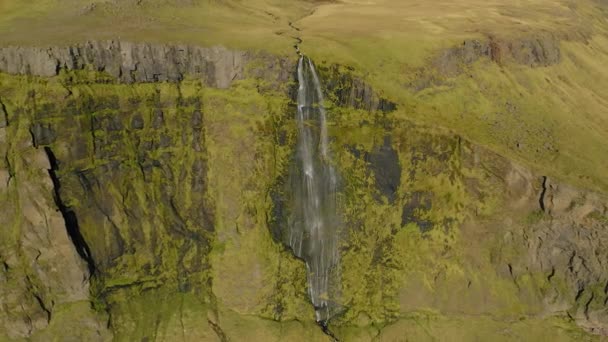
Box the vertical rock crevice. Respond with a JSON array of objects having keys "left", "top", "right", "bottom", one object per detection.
[
  {"left": 318, "top": 320, "right": 340, "bottom": 342},
  {"left": 207, "top": 318, "right": 228, "bottom": 342},
  {"left": 0, "top": 97, "right": 8, "bottom": 127},
  {"left": 43, "top": 146, "right": 96, "bottom": 275},
  {"left": 539, "top": 176, "right": 548, "bottom": 212},
  {"left": 31, "top": 292, "right": 51, "bottom": 323}
]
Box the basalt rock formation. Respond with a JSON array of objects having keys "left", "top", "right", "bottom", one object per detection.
[
  {"left": 0, "top": 41, "right": 292, "bottom": 87},
  {"left": 410, "top": 32, "right": 575, "bottom": 92}
]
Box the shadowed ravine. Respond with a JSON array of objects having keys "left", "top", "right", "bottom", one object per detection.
[{"left": 288, "top": 56, "right": 341, "bottom": 324}]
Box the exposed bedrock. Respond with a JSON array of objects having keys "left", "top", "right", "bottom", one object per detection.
[
  {"left": 439, "top": 33, "right": 563, "bottom": 72},
  {"left": 319, "top": 64, "right": 397, "bottom": 112},
  {"left": 464, "top": 147, "right": 608, "bottom": 336},
  {"left": 0, "top": 41, "right": 293, "bottom": 88},
  {"left": 409, "top": 32, "right": 584, "bottom": 91},
  {"left": 0, "top": 105, "right": 110, "bottom": 340}
]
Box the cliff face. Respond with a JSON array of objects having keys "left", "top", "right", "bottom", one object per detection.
[
  {"left": 0, "top": 85, "right": 109, "bottom": 340},
  {"left": 0, "top": 40, "right": 607, "bottom": 341},
  {"left": 0, "top": 41, "right": 292, "bottom": 88}
]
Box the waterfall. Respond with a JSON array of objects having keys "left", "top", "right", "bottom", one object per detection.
[{"left": 288, "top": 56, "right": 340, "bottom": 323}]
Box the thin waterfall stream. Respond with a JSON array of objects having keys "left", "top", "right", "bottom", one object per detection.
[{"left": 288, "top": 56, "right": 340, "bottom": 324}]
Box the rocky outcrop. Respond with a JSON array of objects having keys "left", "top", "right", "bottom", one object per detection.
[
  {"left": 0, "top": 41, "right": 293, "bottom": 88},
  {"left": 464, "top": 147, "right": 608, "bottom": 335},
  {"left": 437, "top": 34, "right": 562, "bottom": 73},
  {"left": 526, "top": 178, "right": 608, "bottom": 335},
  {"left": 411, "top": 33, "right": 566, "bottom": 91},
  {"left": 0, "top": 40, "right": 393, "bottom": 112},
  {"left": 538, "top": 177, "right": 607, "bottom": 218},
  {"left": 317, "top": 63, "right": 396, "bottom": 112},
  {"left": 525, "top": 213, "right": 608, "bottom": 335},
  {"left": 0, "top": 104, "right": 110, "bottom": 340}
]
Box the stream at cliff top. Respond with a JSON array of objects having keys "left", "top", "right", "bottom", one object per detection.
[{"left": 288, "top": 56, "right": 340, "bottom": 324}]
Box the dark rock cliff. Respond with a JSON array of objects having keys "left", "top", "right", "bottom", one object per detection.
[
  {"left": 409, "top": 32, "right": 578, "bottom": 92},
  {"left": 0, "top": 41, "right": 293, "bottom": 88}
]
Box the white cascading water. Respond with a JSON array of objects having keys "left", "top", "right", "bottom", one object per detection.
[{"left": 289, "top": 56, "right": 339, "bottom": 324}]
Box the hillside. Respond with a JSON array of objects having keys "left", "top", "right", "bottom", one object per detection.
[{"left": 0, "top": 1, "right": 607, "bottom": 341}]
